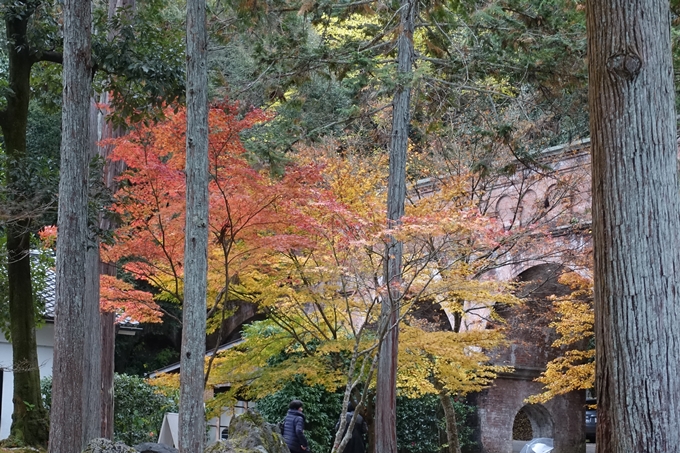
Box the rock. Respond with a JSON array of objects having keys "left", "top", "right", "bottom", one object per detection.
[
  {"left": 204, "top": 410, "right": 289, "bottom": 453},
  {"left": 83, "top": 438, "right": 138, "bottom": 453},
  {"left": 134, "top": 443, "right": 178, "bottom": 453}
]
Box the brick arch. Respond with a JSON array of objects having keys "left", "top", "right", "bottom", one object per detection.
[
  {"left": 519, "top": 403, "right": 554, "bottom": 439},
  {"left": 468, "top": 261, "right": 586, "bottom": 453},
  {"left": 471, "top": 374, "right": 584, "bottom": 453}
]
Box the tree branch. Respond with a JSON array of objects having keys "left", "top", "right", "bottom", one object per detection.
[{"left": 32, "top": 51, "right": 63, "bottom": 65}]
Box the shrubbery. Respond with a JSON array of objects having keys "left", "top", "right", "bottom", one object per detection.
[
  {"left": 41, "top": 373, "right": 178, "bottom": 446},
  {"left": 396, "top": 394, "right": 475, "bottom": 453},
  {"left": 255, "top": 378, "right": 476, "bottom": 453},
  {"left": 256, "top": 378, "right": 342, "bottom": 453}
]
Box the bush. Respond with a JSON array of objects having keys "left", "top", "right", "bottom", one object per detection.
[
  {"left": 254, "top": 378, "right": 476, "bottom": 453},
  {"left": 396, "top": 394, "right": 475, "bottom": 453},
  {"left": 255, "top": 377, "right": 342, "bottom": 453},
  {"left": 41, "top": 373, "right": 178, "bottom": 446},
  {"left": 113, "top": 373, "right": 178, "bottom": 445}
]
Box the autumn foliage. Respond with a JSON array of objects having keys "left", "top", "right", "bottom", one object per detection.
[
  {"left": 102, "top": 103, "right": 525, "bottom": 446},
  {"left": 195, "top": 145, "right": 519, "bottom": 416},
  {"left": 101, "top": 102, "right": 302, "bottom": 319},
  {"left": 528, "top": 271, "right": 595, "bottom": 403}
]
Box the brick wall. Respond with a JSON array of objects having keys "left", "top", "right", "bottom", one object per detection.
[
  {"left": 469, "top": 375, "right": 585, "bottom": 453},
  {"left": 468, "top": 263, "right": 587, "bottom": 453}
]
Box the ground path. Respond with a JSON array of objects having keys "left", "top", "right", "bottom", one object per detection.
[{"left": 512, "top": 440, "right": 596, "bottom": 452}]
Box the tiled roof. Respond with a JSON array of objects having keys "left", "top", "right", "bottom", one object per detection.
[{"left": 35, "top": 260, "right": 139, "bottom": 330}]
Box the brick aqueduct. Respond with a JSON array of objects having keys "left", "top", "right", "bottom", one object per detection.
[
  {"left": 467, "top": 139, "right": 592, "bottom": 453},
  {"left": 217, "top": 139, "right": 595, "bottom": 453},
  {"left": 410, "top": 138, "right": 593, "bottom": 453}
]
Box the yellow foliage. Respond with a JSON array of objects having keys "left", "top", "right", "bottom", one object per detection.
[
  {"left": 398, "top": 321, "right": 509, "bottom": 398},
  {"left": 529, "top": 272, "right": 594, "bottom": 403},
  {"left": 148, "top": 372, "right": 180, "bottom": 393},
  {"left": 316, "top": 14, "right": 382, "bottom": 49},
  {"left": 200, "top": 149, "right": 520, "bottom": 408}
]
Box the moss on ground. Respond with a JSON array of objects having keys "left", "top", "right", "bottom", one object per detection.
[{"left": 0, "top": 447, "right": 47, "bottom": 453}]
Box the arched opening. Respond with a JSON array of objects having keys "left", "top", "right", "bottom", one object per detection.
[{"left": 512, "top": 404, "right": 554, "bottom": 441}]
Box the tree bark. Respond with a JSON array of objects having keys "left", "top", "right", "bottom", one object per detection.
[
  {"left": 586, "top": 0, "right": 680, "bottom": 451},
  {"left": 83, "top": 100, "right": 103, "bottom": 444},
  {"left": 1, "top": 10, "right": 50, "bottom": 447},
  {"left": 374, "top": 1, "right": 414, "bottom": 452},
  {"left": 100, "top": 310, "right": 116, "bottom": 439},
  {"left": 6, "top": 224, "right": 50, "bottom": 446},
  {"left": 179, "top": 0, "right": 209, "bottom": 450},
  {"left": 48, "top": 0, "right": 93, "bottom": 448},
  {"left": 95, "top": 0, "right": 136, "bottom": 436},
  {"left": 434, "top": 380, "right": 461, "bottom": 453}
]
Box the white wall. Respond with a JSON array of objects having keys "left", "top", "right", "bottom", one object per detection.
[
  {"left": 206, "top": 402, "right": 252, "bottom": 443},
  {"left": 0, "top": 322, "right": 54, "bottom": 439}
]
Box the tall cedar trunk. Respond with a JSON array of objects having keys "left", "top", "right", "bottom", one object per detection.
[
  {"left": 434, "top": 381, "right": 461, "bottom": 453},
  {"left": 586, "top": 0, "right": 680, "bottom": 451},
  {"left": 97, "top": 106, "right": 126, "bottom": 437},
  {"left": 374, "top": 1, "right": 414, "bottom": 452},
  {"left": 48, "top": 0, "right": 92, "bottom": 448},
  {"left": 95, "top": 0, "right": 136, "bottom": 436},
  {"left": 1, "top": 11, "right": 50, "bottom": 447},
  {"left": 179, "top": 0, "right": 208, "bottom": 449},
  {"left": 83, "top": 100, "right": 103, "bottom": 444},
  {"left": 100, "top": 310, "right": 116, "bottom": 439}
]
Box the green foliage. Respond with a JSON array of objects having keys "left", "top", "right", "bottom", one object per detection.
[
  {"left": 41, "top": 374, "right": 178, "bottom": 445},
  {"left": 1, "top": 0, "right": 185, "bottom": 125},
  {"left": 239, "top": 74, "right": 355, "bottom": 169},
  {"left": 113, "top": 374, "right": 179, "bottom": 445},
  {"left": 0, "top": 104, "right": 61, "bottom": 225},
  {"left": 254, "top": 379, "right": 476, "bottom": 453},
  {"left": 92, "top": 0, "right": 186, "bottom": 126},
  {"left": 207, "top": 0, "right": 595, "bottom": 176},
  {"left": 40, "top": 377, "right": 52, "bottom": 411},
  {"left": 395, "top": 394, "right": 475, "bottom": 453},
  {"left": 451, "top": 399, "right": 476, "bottom": 452},
  {"left": 256, "top": 377, "right": 342, "bottom": 453}
]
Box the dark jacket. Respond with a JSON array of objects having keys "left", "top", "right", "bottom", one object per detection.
[
  {"left": 283, "top": 409, "right": 309, "bottom": 453},
  {"left": 335, "top": 411, "right": 368, "bottom": 453}
]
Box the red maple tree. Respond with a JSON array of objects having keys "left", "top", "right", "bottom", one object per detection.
[{"left": 101, "top": 102, "right": 318, "bottom": 327}]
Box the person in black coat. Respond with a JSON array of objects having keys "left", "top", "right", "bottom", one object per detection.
[
  {"left": 335, "top": 403, "right": 368, "bottom": 453},
  {"left": 282, "top": 400, "right": 309, "bottom": 453}
]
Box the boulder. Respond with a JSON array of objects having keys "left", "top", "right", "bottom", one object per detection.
[
  {"left": 204, "top": 410, "right": 289, "bottom": 453},
  {"left": 83, "top": 438, "right": 138, "bottom": 453},
  {"left": 134, "top": 443, "right": 178, "bottom": 453}
]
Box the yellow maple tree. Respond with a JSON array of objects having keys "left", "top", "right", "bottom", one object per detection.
[
  {"left": 527, "top": 271, "right": 594, "bottom": 404},
  {"left": 178, "top": 145, "right": 523, "bottom": 453}
]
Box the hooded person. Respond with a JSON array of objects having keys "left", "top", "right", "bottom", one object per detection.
[
  {"left": 282, "top": 400, "right": 309, "bottom": 453},
  {"left": 335, "top": 402, "right": 368, "bottom": 453}
]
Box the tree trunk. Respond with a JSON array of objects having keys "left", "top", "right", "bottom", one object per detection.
[
  {"left": 100, "top": 310, "right": 116, "bottom": 439},
  {"left": 48, "top": 0, "right": 92, "bottom": 448},
  {"left": 374, "top": 1, "right": 414, "bottom": 452},
  {"left": 1, "top": 12, "right": 50, "bottom": 448},
  {"left": 434, "top": 380, "right": 461, "bottom": 453},
  {"left": 179, "top": 0, "right": 208, "bottom": 450},
  {"left": 95, "top": 0, "right": 136, "bottom": 436},
  {"left": 6, "top": 224, "right": 50, "bottom": 446},
  {"left": 586, "top": 0, "right": 680, "bottom": 451},
  {"left": 83, "top": 100, "right": 103, "bottom": 444}
]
